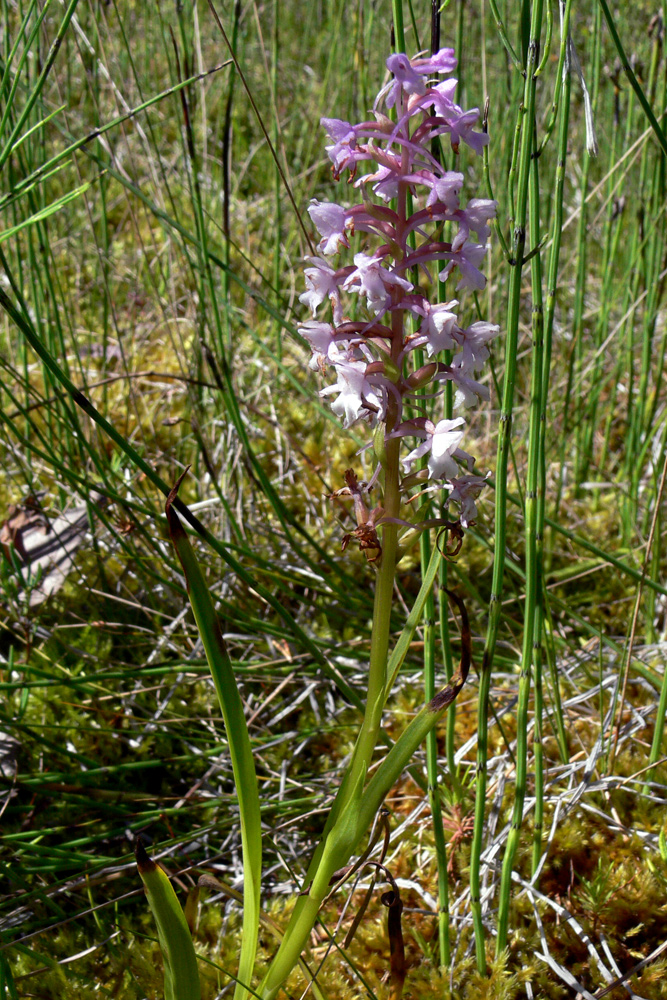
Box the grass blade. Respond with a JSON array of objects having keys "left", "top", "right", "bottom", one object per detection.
[
  {"left": 165, "top": 472, "right": 261, "bottom": 1000},
  {"left": 135, "top": 841, "right": 201, "bottom": 1000}
]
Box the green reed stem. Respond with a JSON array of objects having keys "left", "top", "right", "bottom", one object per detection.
[
  {"left": 484, "top": 0, "right": 544, "bottom": 962},
  {"left": 619, "top": 29, "right": 657, "bottom": 518},
  {"left": 581, "top": 33, "right": 619, "bottom": 484},
  {"left": 271, "top": 0, "right": 282, "bottom": 360},
  {"left": 413, "top": 345, "right": 452, "bottom": 969},
  {"left": 423, "top": 530, "right": 451, "bottom": 969},
  {"left": 496, "top": 114, "right": 544, "bottom": 948},
  {"left": 392, "top": 0, "right": 406, "bottom": 53},
  {"left": 527, "top": 125, "right": 546, "bottom": 880},
  {"left": 563, "top": 148, "right": 592, "bottom": 499},
  {"left": 599, "top": 0, "right": 667, "bottom": 159},
  {"left": 628, "top": 33, "right": 666, "bottom": 537},
  {"left": 538, "top": 0, "right": 572, "bottom": 766}
]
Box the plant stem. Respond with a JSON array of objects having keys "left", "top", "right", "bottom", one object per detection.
[
  {"left": 257, "top": 436, "right": 400, "bottom": 999},
  {"left": 493, "top": 0, "right": 544, "bottom": 952},
  {"left": 539, "top": 0, "right": 573, "bottom": 769},
  {"left": 423, "top": 530, "right": 451, "bottom": 969},
  {"left": 470, "top": 0, "right": 544, "bottom": 969}
]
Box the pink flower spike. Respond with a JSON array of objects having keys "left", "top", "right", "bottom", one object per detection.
[{"left": 301, "top": 45, "right": 496, "bottom": 493}]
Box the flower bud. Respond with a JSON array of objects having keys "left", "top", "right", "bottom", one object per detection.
[
  {"left": 366, "top": 358, "right": 401, "bottom": 383},
  {"left": 407, "top": 362, "right": 439, "bottom": 390}
]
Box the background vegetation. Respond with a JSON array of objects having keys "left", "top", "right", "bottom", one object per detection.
[{"left": 0, "top": 0, "right": 666, "bottom": 997}]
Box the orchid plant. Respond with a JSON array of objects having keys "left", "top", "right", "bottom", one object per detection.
[
  {"left": 299, "top": 48, "right": 497, "bottom": 551},
  {"left": 144, "top": 44, "right": 498, "bottom": 1000}
]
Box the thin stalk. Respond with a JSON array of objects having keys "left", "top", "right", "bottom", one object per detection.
[
  {"left": 537, "top": 0, "right": 573, "bottom": 766},
  {"left": 472, "top": 0, "right": 544, "bottom": 966},
  {"left": 618, "top": 28, "right": 658, "bottom": 527},
  {"left": 496, "top": 115, "right": 544, "bottom": 946},
  {"left": 528, "top": 130, "right": 546, "bottom": 882},
  {"left": 423, "top": 528, "right": 450, "bottom": 970},
  {"left": 0, "top": 0, "right": 81, "bottom": 172},
  {"left": 628, "top": 37, "right": 666, "bottom": 533},
  {"left": 636, "top": 435, "right": 667, "bottom": 789},
  {"left": 599, "top": 0, "right": 667, "bottom": 159},
  {"left": 531, "top": 596, "right": 545, "bottom": 872},
  {"left": 580, "top": 60, "right": 621, "bottom": 484},
  {"left": 220, "top": 0, "right": 240, "bottom": 353},
  {"left": 391, "top": 0, "right": 406, "bottom": 53},
  {"left": 439, "top": 556, "right": 457, "bottom": 777},
  {"left": 486, "top": 0, "right": 522, "bottom": 72},
  {"left": 271, "top": 0, "right": 282, "bottom": 359},
  {"left": 564, "top": 149, "right": 592, "bottom": 497}
]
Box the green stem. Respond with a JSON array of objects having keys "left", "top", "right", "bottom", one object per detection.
[
  {"left": 257, "top": 436, "right": 401, "bottom": 1000},
  {"left": 539, "top": 0, "right": 573, "bottom": 763},
  {"left": 471, "top": 0, "right": 545, "bottom": 968},
  {"left": 598, "top": 0, "right": 667, "bottom": 158},
  {"left": 259, "top": 171, "right": 407, "bottom": 993},
  {"left": 495, "top": 111, "right": 544, "bottom": 953},
  {"left": 351, "top": 439, "right": 401, "bottom": 775},
  {"left": 423, "top": 532, "right": 451, "bottom": 969},
  {"left": 527, "top": 119, "right": 545, "bottom": 883},
  {"left": 391, "top": 0, "right": 406, "bottom": 52}
]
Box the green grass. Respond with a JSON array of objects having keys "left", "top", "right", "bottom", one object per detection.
[{"left": 0, "top": 1, "right": 666, "bottom": 997}]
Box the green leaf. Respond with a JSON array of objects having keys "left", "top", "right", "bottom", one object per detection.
[
  {"left": 166, "top": 472, "right": 262, "bottom": 1000},
  {"left": 135, "top": 841, "right": 201, "bottom": 1000},
  {"left": 0, "top": 181, "right": 93, "bottom": 244}
]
